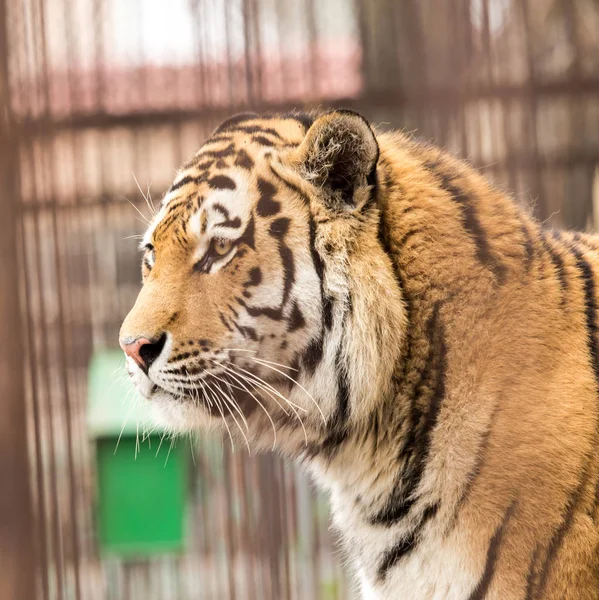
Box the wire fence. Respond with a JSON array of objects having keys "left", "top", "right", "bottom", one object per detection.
[{"left": 2, "top": 0, "right": 599, "bottom": 598}]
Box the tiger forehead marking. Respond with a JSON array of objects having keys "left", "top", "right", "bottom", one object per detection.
[{"left": 121, "top": 110, "right": 599, "bottom": 599}]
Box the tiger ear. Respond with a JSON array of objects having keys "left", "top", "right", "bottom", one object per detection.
[{"left": 290, "top": 109, "right": 379, "bottom": 210}]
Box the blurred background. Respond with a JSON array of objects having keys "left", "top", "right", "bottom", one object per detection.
[{"left": 1, "top": 0, "right": 599, "bottom": 598}]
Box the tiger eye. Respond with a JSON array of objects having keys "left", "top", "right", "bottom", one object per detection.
[{"left": 214, "top": 239, "right": 232, "bottom": 256}]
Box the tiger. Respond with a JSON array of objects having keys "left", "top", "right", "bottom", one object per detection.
[{"left": 119, "top": 109, "right": 599, "bottom": 599}]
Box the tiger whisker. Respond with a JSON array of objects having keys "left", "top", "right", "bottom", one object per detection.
[
  {"left": 223, "top": 361, "right": 306, "bottom": 413},
  {"left": 124, "top": 195, "right": 151, "bottom": 225},
  {"left": 146, "top": 181, "right": 156, "bottom": 215},
  {"left": 114, "top": 389, "right": 141, "bottom": 455},
  {"left": 204, "top": 380, "right": 236, "bottom": 453},
  {"left": 187, "top": 380, "right": 200, "bottom": 412},
  {"left": 219, "top": 361, "right": 292, "bottom": 415},
  {"left": 141, "top": 421, "right": 159, "bottom": 443},
  {"left": 224, "top": 364, "right": 308, "bottom": 446},
  {"left": 214, "top": 361, "right": 278, "bottom": 451},
  {"left": 209, "top": 379, "right": 252, "bottom": 453},
  {"left": 155, "top": 431, "right": 167, "bottom": 458},
  {"left": 132, "top": 215, "right": 151, "bottom": 228},
  {"left": 164, "top": 436, "right": 175, "bottom": 467},
  {"left": 222, "top": 362, "right": 309, "bottom": 447},
  {"left": 132, "top": 172, "right": 156, "bottom": 217},
  {"left": 223, "top": 349, "right": 299, "bottom": 371},
  {"left": 206, "top": 372, "right": 249, "bottom": 431},
  {"left": 239, "top": 371, "right": 308, "bottom": 420},
  {"left": 249, "top": 357, "right": 326, "bottom": 425},
  {"left": 188, "top": 431, "right": 197, "bottom": 467}
]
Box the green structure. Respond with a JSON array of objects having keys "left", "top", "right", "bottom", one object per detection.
[{"left": 88, "top": 350, "right": 188, "bottom": 556}]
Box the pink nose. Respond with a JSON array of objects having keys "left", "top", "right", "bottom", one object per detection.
[{"left": 119, "top": 335, "right": 166, "bottom": 372}]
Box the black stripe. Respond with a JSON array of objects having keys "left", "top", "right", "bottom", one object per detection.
[
  {"left": 534, "top": 468, "right": 589, "bottom": 598},
  {"left": 236, "top": 125, "right": 284, "bottom": 139},
  {"left": 377, "top": 503, "right": 439, "bottom": 580},
  {"left": 570, "top": 246, "right": 599, "bottom": 386},
  {"left": 395, "top": 227, "right": 424, "bottom": 252},
  {"left": 309, "top": 215, "right": 326, "bottom": 296},
  {"left": 540, "top": 232, "right": 568, "bottom": 300},
  {"left": 322, "top": 296, "right": 334, "bottom": 331},
  {"left": 454, "top": 192, "right": 507, "bottom": 284},
  {"left": 269, "top": 166, "right": 310, "bottom": 205},
  {"left": 243, "top": 267, "right": 261, "bottom": 287},
  {"left": 172, "top": 228, "right": 187, "bottom": 251},
  {"left": 370, "top": 302, "right": 447, "bottom": 526},
  {"left": 287, "top": 302, "right": 305, "bottom": 332},
  {"left": 256, "top": 178, "right": 281, "bottom": 217},
  {"left": 213, "top": 113, "right": 259, "bottom": 134},
  {"left": 533, "top": 245, "right": 598, "bottom": 597},
  {"left": 201, "top": 143, "right": 236, "bottom": 159},
  {"left": 377, "top": 209, "right": 414, "bottom": 378},
  {"left": 236, "top": 216, "right": 295, "bottom": 324},
  {"left": 467, "top": 500, "right": 517, "bottom": 600},
  {"left": 426, "top": 162, "right": 507, "bottom": 284},
  {"left": 593, "top": 469, "right": 599, "bottom": 523},
  {"left": 169, "top": 175, "right": 198, "bottom": 193},
  {"left": 165, "top": 190, "right": 203, "bottom": 216},
  {"left": 181, "top": 155, "right": 212, "bottom": 171},
  {"left": 234, "top": 149, "right": 254, "bottom": 170},
  {"left": 572, "top": 232, "right": 599, "bottom": 253},
  {"left": 300, "top": 215, "right": 327, "bottom": 375},
  {"left": 445, "top": 406, "right": 498, "bottom": 534},
  {"left": 208, "top": 175, "right": 236, "bottom": 190},
  {"left": 195, "top": 159, "right": 213, "bottom": 171},
  {"left": 252, "top": 135, "right": 276, "bottom": 147},
  {"left": 283, "top": 111, "right": 313, "bottom": 130},
  {"left": 218, "top": 313, "right": 233, "bottom": 332},
  {"left": 317, "top": 344, "right": 351, "bottom": 457},
  {"left": 301, "top": 337, "right": 324, "bottom": 376},
  {"left": 238, "top": 215, "right": 255, "bottom": 250},
  {"left": 204, "top": 134, "right": 233, "bottom": 146},
  {"left": 524, "top": 544, "right": 542, "bottom": 600},
  {"left": 212, "top": 203, "right": 242, "bottom": 229},
  {"left": 521, "top": 223, "right": 535, "bottom": 273},
  {"left": 269, "top": 217, "right": 294, "bottom": 307},
  {"left": 235, "top": 324, "right": 259, "bottom": 341},
  {"left": 238, "top": 299, "right": 283, "bottom": 321},
  {"left": 154, "top": 209, "right": 186, "bottom": 238}
]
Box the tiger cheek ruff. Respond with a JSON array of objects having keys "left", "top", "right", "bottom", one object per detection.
[{"left": 120, "top": 110, "right": 599, "bottom": 599}]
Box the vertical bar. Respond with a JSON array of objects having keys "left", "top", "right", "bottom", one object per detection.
[
  {"left": 36, "top": 0, "right": 83, "bottom": 593},
  {"left": 0, "top": 1, "right": 36, "bottom": 597},
  {"left": 519, "top": 0, "right": 545, "bottom": 218},
  {"left": 242, "top": 0, "right": 255, "bottom": 106},
  {"left": 222, "top": 450, "right": 237, "bottom": 600}
]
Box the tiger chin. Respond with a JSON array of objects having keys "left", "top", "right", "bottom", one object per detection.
[{"left": 120, "top": 109, "right": 599, "bottom": 599}]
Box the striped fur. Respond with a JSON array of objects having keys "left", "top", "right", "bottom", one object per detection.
[{"left": 121, "top": 111, "right": 599, "bottom": 599}]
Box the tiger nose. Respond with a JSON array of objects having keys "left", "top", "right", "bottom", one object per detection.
[{"left": 119, "top": 334, "right": 167, "bottom": 372}]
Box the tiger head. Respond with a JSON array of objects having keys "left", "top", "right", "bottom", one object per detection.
[{"left": 119, "top": 110, "right": 405, "bottom": 456}]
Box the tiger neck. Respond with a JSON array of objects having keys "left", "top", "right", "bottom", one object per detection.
[
  {"left": 304, "top": 134, "right": 536, "bottom": 584},
  {"left": 308, "top": 133, "right": 531, "bottom": 481}
]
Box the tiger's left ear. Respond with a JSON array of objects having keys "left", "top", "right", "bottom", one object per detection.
[{"left": 289, "top": 109, "right": 379, "bottom": 210}]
